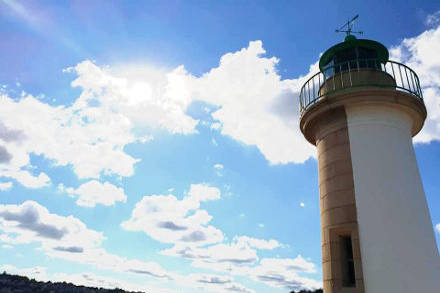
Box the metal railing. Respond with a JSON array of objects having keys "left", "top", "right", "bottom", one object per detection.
[{"left": 299, "top": 58, "right": 423, "bottom": 115}]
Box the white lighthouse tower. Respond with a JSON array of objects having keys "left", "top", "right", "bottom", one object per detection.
[{"left": 299, "top": 19, "right": 440, "bottom": 293}]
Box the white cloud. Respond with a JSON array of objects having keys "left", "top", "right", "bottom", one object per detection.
[
  {"left": 1, "top": 170, "right": 50, "bottom": 189},
  {"left": 162, "top": 236, "right": 280, "bottom": 269},
  {"left": 0, "top": 93, "right": 139, "bottom": 182},
  {"left": 0, "top": 201, "right": 171, "bottom": 281},
  {"left": 70, "top": 61, "right": 198, "bottom": 135},
  {"left": 121, "top": 183, "right": 223, "bottom": 246},
  {"left": 0, "top": 59, "right": 201, "bottom": 186},
  {"left": 251, "top": 256, "right": 320, "bottom": 291},
  {"left": 189, "top": 253, "right": 320, "bottom": 291},
  {"left": 0, "top": 200, "right": 104, "bottom": 250},
  {"left": 162, "top": 241, "right": 260, "bottom": 266},
  {"left": 0, "top": 181, "right": 12, "bottom": 191},
  {"left": 234, "top": 236, "right": 280, "bottom": 250},
  {"left": 389, "top": 23, "right": 440, "bottom": 143},
  {"left": 48, "top": 247, "right": 171, "bottom": 280},
  {"left": 122, "top": 182, "right": 319, "bottom": 291},
  {"left": 426, "top": 10, "right": 440, "bottom": 27},
  {"left": 191, "top": 41, "right": 316, "bottom": 164},
  {"left": 213, "top": 163, "right": 224, "bottom": 170},
  {"left": 60, "top": 180, "right": 127, "bottom": 207},
  {"left": 300, "top": 202, "right": 305, "bottom": 207},
  {"left": 436, "top": 223, "right": 440, "bottom": 233}
]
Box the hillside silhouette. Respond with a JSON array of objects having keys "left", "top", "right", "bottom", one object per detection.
[{"left": 0, "top": 272, "right": 144, "bottom": 293}]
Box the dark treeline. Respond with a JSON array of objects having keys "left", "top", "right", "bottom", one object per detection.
[
  {"left": 290, "top": 290, "right": 323, "bottom": 293},
  {"left": 0, "top": 272, "right": 144, "bottom": 293}
]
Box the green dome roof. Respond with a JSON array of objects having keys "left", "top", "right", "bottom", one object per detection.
[{"left": 319, "top": 37, "right": 389, "bottom": 71}]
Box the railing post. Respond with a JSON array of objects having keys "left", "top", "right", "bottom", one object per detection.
[
  {"left": 410, "top": 72, "right": 416, "bottom": 95},
  {"left": 398, "top": 64, "right": 405, "bottom": 88},
  {"left": 307, "top": 81, "right": 311, "bottom": 106},
  {"left": 348, "top": 61, "right": 352, "bottom": 86},
  {"left": 340, "top": 64, "right": 344, "bottom": 88},
  {"left": 391, "top": 62, "right": 396, "bottom": 82},
  {"left": 318, "top": 73, "right": 321, "bottom": 97},
  {"left": 405, "top": 67, "right": 412, "bottom": 93}
]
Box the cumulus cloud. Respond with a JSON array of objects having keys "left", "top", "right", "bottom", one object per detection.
[
  {"left": 190, "top": 41, "right": 316, "bottom": 164},
  {"left": 68, "top": 61, "right": 198, "bottom": 135},
  {"left": 0, "top": 60, "right": 199, "bottom": 186},
  {"left": 189, "top": 254, "right": 320, "bottom": 291},
  {"left": 121, "top": 182, "right": 320, "bottom": 291},
  {"left": 161, "top": 232, "right": 320, "bottom": 292},
  {"left": 0, "top": 169, "right": 50, "bottom": 188},
  {"left": 389, "top": 22, "right": 440, "bottom": 143},
  {"left": 0, "top": 201, "right": 172, "bottom": 281},
  {"left": 0, "top": 200, "right": 103, "bottom": 249},
  {"left": 0, "top": 93, "right": 138, "bottom": 184},
  {"left": 59, "top": 180, "right": 127, "bottom": 207},
  {"left": 251, "top": 256, "right": 320, "bottom": 291},
  {"left": 162, "top": 241, "right": 260, "bottom": 265},
  {"left": 121, "top": 183, "right": 223, "bottom": 246}
]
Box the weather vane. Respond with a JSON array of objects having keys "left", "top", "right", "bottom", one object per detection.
[{"left": 335, "top": 14, "right": 363, "bottom": 37}]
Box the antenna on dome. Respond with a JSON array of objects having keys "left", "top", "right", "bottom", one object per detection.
[{"left": 335, "top": 14, "right": 363, "bottom": 37}]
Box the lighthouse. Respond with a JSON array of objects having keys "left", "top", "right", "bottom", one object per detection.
[{"left": 299, "top": 19, "right": 440, "bottom": 293}]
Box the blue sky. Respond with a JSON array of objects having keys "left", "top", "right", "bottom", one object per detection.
[{"left": 0, "top": 1, "right": 439, "bottom": 292}]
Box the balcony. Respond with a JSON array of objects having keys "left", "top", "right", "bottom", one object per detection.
[{"left": 299, "top": 58, "right": 423, "bottom": 116}]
